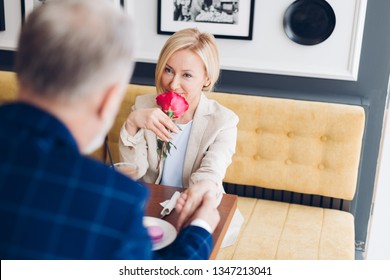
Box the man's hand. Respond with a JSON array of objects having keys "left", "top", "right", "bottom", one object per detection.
[{"left": 176, "top": 189, "right": 220, "bottom": 232}]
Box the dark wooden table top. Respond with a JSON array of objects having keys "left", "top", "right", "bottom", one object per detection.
[{"left": 146, "top": 183, "right": 238, "bottom": 259}]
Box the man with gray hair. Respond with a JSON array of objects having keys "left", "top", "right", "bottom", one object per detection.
[{"left": 0, "top": 0, "right": 219, "bottom": 260}]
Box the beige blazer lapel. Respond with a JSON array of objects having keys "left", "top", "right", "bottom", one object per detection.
[{"left": 182, "top": 93, "right": 211, "bottom": 188}]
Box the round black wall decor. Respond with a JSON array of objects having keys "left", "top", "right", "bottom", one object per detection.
[{"left": 283, "top": 0, "right": 336, "bottom": 46}]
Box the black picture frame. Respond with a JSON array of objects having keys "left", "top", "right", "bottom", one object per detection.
[
  {"left": 20, "top": 0, "right": 25, "bottom": 24},
  {"left": 158, "top": 0, "right": 255, "bottom": 40},
  {"left": 21, "top": 0, "right": 125, "bottom": 24},
  {"left": 21, "top": 0, "right": 43, "bottom": 24},
  {"left": 1, "top": 0, "right": 6, "bottom": 31}
]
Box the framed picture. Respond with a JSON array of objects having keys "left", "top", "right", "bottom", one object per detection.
[
  {"left": 158, "top": 0, "right": 255, "bottom": 40},
  {"left": 21, "top": 0, "right": 125, "bottom": 23},
  {"left": 21, "top": 0, "right": 46, "bottom": 23},
  {"left": 1, "top": 0, "right": 5, "bottom": 31}
]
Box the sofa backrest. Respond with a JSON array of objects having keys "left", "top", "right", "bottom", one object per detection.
[
  {"left": 106, "top": 84, "right": 365, "bottom": 201},
  {"left": 207, "top": 92, "right": 365, "bottom": 200},
  {"left": 0, "top": 71, "right": 366, "bottom": 201}
]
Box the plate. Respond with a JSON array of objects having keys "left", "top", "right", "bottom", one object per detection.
[
  {"left": 143, "top": 216, "right": 177, "bottom": 251},
  {"left": 283, "top": 0, "right": 336, "bottom": 46}
]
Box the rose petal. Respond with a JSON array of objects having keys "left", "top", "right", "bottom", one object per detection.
[{"left": 156, "top": 92, "right": 189, "bottom": 118}]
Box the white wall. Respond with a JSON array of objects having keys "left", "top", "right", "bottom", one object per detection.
[
  {"left": 366, "top": 101, "right": 390, "bottom": 259},
  {"left": 132, "top": 0, "right": 367, "bottom": 80},
  {"left": 0, "top": 0, "right": 367, "bottom": 80},
  {"left": 0, "top": 0, "right": 22, "bottom": 50}
]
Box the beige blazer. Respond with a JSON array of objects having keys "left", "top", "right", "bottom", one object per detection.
[{"left": 119, "top": 93, "right": 238, "bottom": 195}]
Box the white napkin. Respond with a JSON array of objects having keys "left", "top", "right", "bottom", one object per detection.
[
  {"left": 160, "top": 191, "right": 181, "bottom": 217},
  {"left": 220, "top": 208, "right": 244, "bottom": 248}
]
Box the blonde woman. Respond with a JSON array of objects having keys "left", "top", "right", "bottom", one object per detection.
[{"left": 119, "top": 28, "right": 242, "bottom": 238}]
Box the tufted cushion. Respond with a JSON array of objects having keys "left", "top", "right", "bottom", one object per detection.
[
  {"left": 1, "top": 72, "right": 364, "bottom": 201},
  {"left": 207, "top": 92, "right": 365, "bottom": 200},
  {"left": 217, "top": 196, "right": 355, "bottom": 260}
]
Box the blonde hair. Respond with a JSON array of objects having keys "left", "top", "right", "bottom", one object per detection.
[{"left": 155, "top": 28, "right": 220, "bottom": 94}]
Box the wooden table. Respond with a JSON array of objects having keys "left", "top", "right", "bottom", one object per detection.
[{"left": 146, "top": 184, "right": 238, "bottom": 259}]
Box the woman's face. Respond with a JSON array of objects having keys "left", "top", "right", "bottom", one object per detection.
[{"left": 161, "top": 49, "right": 209, "bottom": 111}]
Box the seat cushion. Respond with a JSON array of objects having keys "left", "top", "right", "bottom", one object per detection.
[
  {"left": 216, "top": 196, "right": 256, "bottom": 260},
  {"left": 217, "top": 196, "right": 355, "bottom": 260}
]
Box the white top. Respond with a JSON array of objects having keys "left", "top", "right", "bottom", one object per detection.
[
  {"left": 160, "top": 121, "right": 213, "bottom": 233},
  {"left": 160, "top": 121, "right": 193, "bottom": 188}
]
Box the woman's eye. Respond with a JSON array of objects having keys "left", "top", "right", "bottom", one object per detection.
[
  {"left": 164, "top": 67, "right": 173, "bottom": 74},
  {"left": 183, "top": 73, "right": 192, "bottom": 78}
]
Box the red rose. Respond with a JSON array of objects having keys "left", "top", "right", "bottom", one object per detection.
[
  {"left": 155, "top": 92, "right": 189, "bottom": 169},
  {"left": 156, "top": 91, "right": 189, "bottom": 119}
]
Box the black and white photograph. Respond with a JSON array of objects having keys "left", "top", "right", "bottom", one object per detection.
[
  {"left": 158, "top": 0, "right": 254, "bottom": 40},
  {"left": 173, "top": 0, "right": 239, "bottom": 24}
]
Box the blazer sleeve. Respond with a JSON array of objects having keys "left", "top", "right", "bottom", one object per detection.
[
  {"left": 153, "top": 226, "right": 213, "bottom": 260},
  {"left": 190, "top": 107, "right": 239, "bottom": 197},
  {"left": 118, "top": 94, "right": 157, "bottom": 179},
  {"left": 109, "top": 175, "right": 154, "bottom": 260},
  {"left": 119, "top": 124, "right": 149, "bottom": 179}
]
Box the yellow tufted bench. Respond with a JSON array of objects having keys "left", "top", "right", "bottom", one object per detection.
[
  {"left": 209, "top": 92, "right": 365, "bottom": 259},
  {"left": 0, "top": 71, "right": 365, "bottom": 259},
  {"left": 0, "top": 71, "right": 18, "bottom": 103}
]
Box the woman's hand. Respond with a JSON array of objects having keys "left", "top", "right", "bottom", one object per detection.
[
  {"left": 125, "top": 108, "right": 179, "bottom": 141},
  {"left": 175, "top": 180, "right": 219, "bottom": 230},
  {"left": 190, "top": 191, "right": 220, "bottom": 233}
]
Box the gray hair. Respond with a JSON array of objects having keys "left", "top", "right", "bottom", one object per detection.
[{"left": 15, "top": 0, "right": 134, "bottom": 101}]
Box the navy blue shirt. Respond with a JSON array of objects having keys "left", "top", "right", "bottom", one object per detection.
[{"left": 0, "top": 102, "right": 212, "bottom": 260}]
